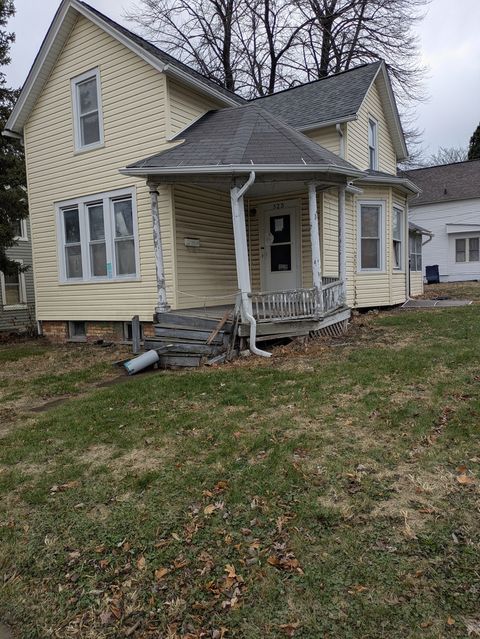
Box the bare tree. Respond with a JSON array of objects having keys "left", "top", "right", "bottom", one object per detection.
[{"left": 426, "top": 146, "right": 468, "bottom": 167}]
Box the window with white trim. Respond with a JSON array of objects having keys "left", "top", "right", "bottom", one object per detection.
[
  {"left": 57, "top": 188, "right": 138, "bottom": 283},
  {"left": 409, "top": 233, "right": 422, "bottom": 271},
  {"left": 392, "top": 207, "right": 404, "bottom": 270},
  {"left": 358, "top": 201, "right": 384, "bottom": 271},
  {"left": 0, "top": 260, "right": 27, "bottom": 309},
  {"left": 368, "top": 117, "right": 378, "bottom": 170},
  {"left": 72, "top": 69, "right": 104, "bottom": 151},
  {"left": 13, "top": 218, "right": 28, "bottom": 241},
  {"left": 456, "top": 237, "right": 479, "bottom": 263}
]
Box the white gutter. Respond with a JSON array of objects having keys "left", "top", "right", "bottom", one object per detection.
[
  {"left": 358, "top": 174, "right": 421, "bottom": 195},
  {"left": 231, "top": 172, "right": 271, "bottom": 358},
  {"left": 298, "top": 115, "right": 356, "bottom": 133},
  {"left": 120, "top": 163, "right": 365, "bottom": 178}
]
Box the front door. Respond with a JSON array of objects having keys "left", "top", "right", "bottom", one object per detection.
[{"left": 261, "top": 202, "right": 301, "bottom": 292}]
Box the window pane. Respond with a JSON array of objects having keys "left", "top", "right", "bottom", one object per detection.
[
  {"left": 64, "top": 208, "right": 80, "bottom": 243},
  {"left": 393, "top": 209, "right": 402, "bottom": 240},
  {"left": 271, "top": 244, "right": 292, "bottom": 272},
  {"left": 12, "top": 219, "right": 23, "bottom": 237},
  {"left": 88, "top": 205, "right": 105, "bottom": 241},
  {"left": 361, "top": 206, "right": 379, "bottom": 237},
  {"left": 269, "top": 215, "right": 291, "bottom": 244},
  {"left": 456, "top": 239, "right": 466, "bottom": 263},
  {"left": 80, "top": 112, "right": 100, "bottom": 146},
  {"left": 90, "top": 243, "right": 107, "bottom": 276},
  {"left": 4, "top": 268, "right": 21, "bottom": 305},
  {"left": 361, "top": 239, "right": 379, "bottom": 269},
  {"left": 114, "top": 200, "right": 134, "bottom": 237},
  {"left": 66, "top": 245, "right": 83, "bottom": 278},
  {"left": 115, "top": 239, "right": 136, "bottom": 275},
  {"left": 78, "top": 78, "right": 98, "bottom": 114},
  {"left": 393, "top": 241, "right": 401, "bottom": 269},
  {"left": 469, "top": 238, "right": 479, "bottom": 262}
]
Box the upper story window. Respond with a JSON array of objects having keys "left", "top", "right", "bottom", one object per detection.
[
  {"left": 392, "top": 207, "right": 404, "bottom": 270},
  {"left": 57, "top": 188, "right": 138, "bottom": 283},
  {"left": 12, "top": 218, "right": 28, "bottom": 241},
  {"left": 71, "top": 69, "right": 104, "bottom": 152},
  {"left": 368, "top": 117, "right": 378, "bottom": 170},
  {"left": 456, "top": 237, "right": 479, "bottom": 263},
  {"left": 358, "top": 201, "right": 385, "bottom": 272}
]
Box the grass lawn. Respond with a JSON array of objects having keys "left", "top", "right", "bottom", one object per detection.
[{"left": 0, "top": 300, "right": 479, "bottom": 638}]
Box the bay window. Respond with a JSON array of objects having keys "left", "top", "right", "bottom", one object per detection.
[
  {"left": 57, "top": 188, "right": 138, "bottom": 283},
  {"left": 358, "top": 201, "right": 385, "bottom": 271},
  {"left": 392, "top": 207, "right": 404, "bottom": 270}
]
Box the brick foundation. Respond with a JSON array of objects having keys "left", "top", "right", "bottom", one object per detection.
[{"left": 41, "top": 320, "right": 154, "bottom": 344}]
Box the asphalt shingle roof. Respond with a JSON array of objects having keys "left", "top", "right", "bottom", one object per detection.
[
  {"left": 126, "top": 104, "right": 361, "bottom": 174},
  {"left": 405, "top": 160, "right": 480, "bottom": 206},
  {"left": 250, "top": 62, "right": 382, "bottom": 130},
  {"left": 79, "top": 1, "right": 244, "bottom": 105}
]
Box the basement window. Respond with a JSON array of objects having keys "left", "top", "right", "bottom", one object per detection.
[
  {"left": 68, "top": 321, "right": 86, "bottom": 341},
  {"left": 72, "top": 68, "right": 104, "bottom": 152},
  {"left": 123, "top": 321, "right": 144, "bottom": 342}
]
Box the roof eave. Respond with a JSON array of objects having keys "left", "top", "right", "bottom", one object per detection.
[
  {"left": 119, "top": 163, "right": 366, "bottom": 178},
  {"left": 5, "top": 0, "right": 239, "bottom": 135},
  {"left": 358, "top": 174, "right": 421, "bottom": 195},
  {"left": 298, "top": 114, "right": 357, "bottom": 133}
]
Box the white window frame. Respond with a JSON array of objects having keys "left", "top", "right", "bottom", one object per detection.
[
  {"left": 71, "top": 68, "right": 104, "bottom": 152},
  {"left": 0, "top": 259, "right": 27, "bottom": 310},
  {"left": 56, "top": 187, "right": 140, "bottom": 284},
  {"left": 455, "top": 236, "right": 480, "bottom": 263},
  {"left": 392, "top": 206, "right": 404, "bottom": 271},
  {"left": 409, "top": 233, "right": 422, "bottom": 272},
  {"left": 13, "top": 218, "right": 28, "bottom": 241},
  {"left": 357, "top": 200, "right": 386, "bottom": 273},
  {"left": 368, "top": 116, "right": 378, "bottom": 170}
]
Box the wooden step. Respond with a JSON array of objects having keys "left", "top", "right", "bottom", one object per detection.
[
  {"left": 154, "top": 327, "right": 226, "bottom": 345},
  {"left": 144, "top": 339, "right": 223, "bottom": 356},
  {"left": 156, "top": 313, "right": 232, "bottom": 333},
  {"left": 158, "top": 354, "right": 203, "bottom": 368}
]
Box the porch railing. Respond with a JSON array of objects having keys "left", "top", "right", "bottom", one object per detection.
[{"left": 249, "top": 279, "right": 344, "bottom": 323}]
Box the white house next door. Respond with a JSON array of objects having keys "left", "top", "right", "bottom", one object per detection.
[{"left": 261, "top": 202, "right": 301, "bottom": 292}]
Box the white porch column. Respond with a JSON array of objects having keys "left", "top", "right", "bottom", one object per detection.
[
  {"left": 230, "top": 183, "right": 253, "bottom": 319},
  {"left": 308, "top": 182, "right": 323, "bottom": 314},
  {"left": 149, "top": 184, "right": 170, "bottom": 316},
  {"left": 338, "top": 184, "right": 347, "bottom": 304}
]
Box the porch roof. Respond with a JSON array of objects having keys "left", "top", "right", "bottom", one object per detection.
[{"left": 120, "top": 104, "right": 364, "bottom": 180}]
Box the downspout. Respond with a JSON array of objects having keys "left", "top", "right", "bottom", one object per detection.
[{"left": 231, "top": 172, "right": 271, "bottom": 358}]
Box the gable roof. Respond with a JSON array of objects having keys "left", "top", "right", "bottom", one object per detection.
[
  {"left": 5, "top": 0, "right": 242, "bottom": 136},
  {"left": 405, "top": 160, "right": 480, "bottom": 206},
  {"left": 252, "top": 61, "right": 408, "bottom": 161},
  {"left": 121, "top": 104, "right": 364, "bottom": 178}
]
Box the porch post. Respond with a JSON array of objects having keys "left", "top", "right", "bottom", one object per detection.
[
  {"left": 308, "top": 182, "right": 323, "bottom": 314},
  {"left": 230, "top": 182, "right": 253, "bottom": 319},
  {"left": 338, "top": 184, "right": 347, "bottom": 304},
  {"left": 149, "top": 183, "right": 170, "bottom": 317}
]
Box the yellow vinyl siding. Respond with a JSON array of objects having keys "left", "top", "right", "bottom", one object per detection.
[
  {"left": 410, "top": 272, "right": 424, "bottom": 296},
  {"left": 173, "top": 185, "right": 238, "bottom": 308},
  {"left": 168, "top": 79, "right": 223, "bottom": 137},
  {"left": 346, "top": 80, "right": 397, "bottom": 173},
  {"left": 306, "top": 125, "right": 341, "bottom": 155},
  {"left": 24, "top": 15, "right": 174, "bottom": 322}
]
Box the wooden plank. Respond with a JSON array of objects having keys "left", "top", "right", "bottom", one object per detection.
[
  {"left": 238, "top": 319, "right": 319, "bottom": 337},
  {"left": 206, "top": 309, "right": 231, "bottom": 345},
  {"left": 158, "top": 355, "right": 203, "bottom": 368},
  {"left": 154, "top": 327, "right": 225, "bottom": 344},
  {"left": 144, "top": 340, "right": 221, "bottom": 355},
  {"left": 156, "top": 312, "right": 231, "bottom": 332},
  {"left": 131, "top": 315, "right": 141, "bottom": 355}
]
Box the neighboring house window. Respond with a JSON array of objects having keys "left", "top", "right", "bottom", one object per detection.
[
  {"left": 57, "top": 188, "right": 138, "bottom": 283},
  {"left": 13, "top": 218, "right": 28, "bottom": 241},
  {"left": 0, "top": 260, "right": 27, "bottom": 309},
  {"left": 392, "top": 207, "right": 404, "bottom": 270},
  {"left": 72, "top": 69, "right": 104, "bottom": 151},
  {"left": 456, "top": 237, "right": 480, "bottom": 263},
  {"left": 409, "top": 234, "right": 422, "bottom": 271},
  {"left": 358, "top": 201, "right": 384, "bottom": 271},
  {"left": 368, "top": 118, "right": 378, "bottom": 170}
]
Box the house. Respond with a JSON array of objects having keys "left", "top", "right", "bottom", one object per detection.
[
  {"left": 0, "top": 217, "right": 35, "bottom": 334},
  {"left": 406, "top": 160, "right": 480, "bottom": 283},
  {"left": 4, "top": 0, "right": 424, "bottom": 356}
]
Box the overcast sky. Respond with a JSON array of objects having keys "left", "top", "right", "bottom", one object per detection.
[{"left": 5, "top": 0, "right": 480, "bottom": 157}]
